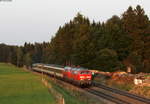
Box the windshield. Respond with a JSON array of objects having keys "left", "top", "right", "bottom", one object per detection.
[{"left": 80, "top": 71, "right": 91, "bottom": 74}]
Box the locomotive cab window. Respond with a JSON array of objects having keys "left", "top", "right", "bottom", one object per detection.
[
  {"left": 73, "top": 71, "right": 78, "bottom": 74},
  {"left": 80, "top": 71, "right": 90, "bottom": 74}
]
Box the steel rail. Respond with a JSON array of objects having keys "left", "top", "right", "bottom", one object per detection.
[
  {"left": 85, "top": 88, "right": 130, "bottom": 104},
  {"left": 94, "top": 82, "right": 150, "bottom": 104}
]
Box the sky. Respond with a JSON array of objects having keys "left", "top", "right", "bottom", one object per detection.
[{"left": 0, "top": 0, "right": 149, "bottom": 46}]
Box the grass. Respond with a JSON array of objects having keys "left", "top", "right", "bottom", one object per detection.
[
  {"left": 0, "top": 63, "right": 56, "bottom": 104},
  {"left": 48, "top": 79, "right": 87, "bottom": 104},
  {"left": 45, "top": 77, "right": 104, "bottom": 104}
]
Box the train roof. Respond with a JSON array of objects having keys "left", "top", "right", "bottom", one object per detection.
[
  {"left": 33, "top": 63, "right": 90, "bottom": 71},
  {"left": 44, "top": 64, "right": 64, "bottom": 70},
  {"left": 71, "top": 67, "right": 88, "bottom": 71},
  {"left": 64, "top": 66, "right": 72, "bottom": 70},
  {"left": 45, "top": 64, "right": 64, "bottom": 68}
]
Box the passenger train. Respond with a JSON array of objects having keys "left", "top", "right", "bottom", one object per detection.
[{"left": 32, "top": 63, "right": 92, "bottom": 87}]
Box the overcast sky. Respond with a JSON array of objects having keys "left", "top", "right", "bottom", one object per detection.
[{"left": 0, "top": 0, "right": 149, "bottom": 46}]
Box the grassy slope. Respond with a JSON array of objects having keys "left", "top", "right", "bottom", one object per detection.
[
  {"left": 0, "top": 63, "right": 55, "bottom": 104},
  {"left": 48, "top": 79, "right": 87, "bottom": 104}
]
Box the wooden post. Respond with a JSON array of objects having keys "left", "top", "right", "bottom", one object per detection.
[
  {"left": 127, "top": 66, "right": 131, "bottom": 73},
  {"left": 41, "top": 70, "right": 43, "bottom": 83},
  {"left": 62, "top": 98, "right": 65, "bottom": 104}
]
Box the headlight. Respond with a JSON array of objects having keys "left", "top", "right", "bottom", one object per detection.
[
  {"left": 86, "top": 76, "right": 91, "bottom": 78},
  {"left": 80, "top": 76, "right": 84, "bottom": 78}
]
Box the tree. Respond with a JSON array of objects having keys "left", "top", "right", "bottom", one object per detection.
[
  {"left": 92, "top": 48, "right": 123, "bottom": 72},
  {"left": 17, "top": 47, "right": 23, "bottom": 67},
  {"left": 122, "top": 5, "right": 150, "bottom": 72},
  {"left": 24, "top": 53, "right": 32, "bottom": 67}
]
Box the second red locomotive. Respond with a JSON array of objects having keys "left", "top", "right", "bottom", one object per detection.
[{"left": 63, "top": 66, "right": 92, "bottom": 86}]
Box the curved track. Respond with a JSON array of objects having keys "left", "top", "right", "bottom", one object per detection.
[
  {"left": 94, "top": 82, "right": 150, "bottom": 104},
  {"left": 85, "top": 88, "right": 130, "bottom": 104}
]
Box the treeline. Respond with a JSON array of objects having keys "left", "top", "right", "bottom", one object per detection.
[
  {"left": 0, "top": 5, "right": 150, "bottom": 73},
  {"left": 0, "top": 42, "right": 49, "bottom": 67}
]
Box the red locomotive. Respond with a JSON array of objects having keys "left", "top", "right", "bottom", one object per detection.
[{"left": 63, "top": 67, "right": 92, "bottom": 86}]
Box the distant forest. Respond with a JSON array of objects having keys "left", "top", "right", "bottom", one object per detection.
[{"left": 0, "top": 5, "right": 150, "bottom": 73}]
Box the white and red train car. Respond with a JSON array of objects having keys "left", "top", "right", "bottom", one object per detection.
[{"left": 32, "top": 64, "right": 92, "bottom": 87}]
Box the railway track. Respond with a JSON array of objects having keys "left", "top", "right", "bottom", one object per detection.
[
  {"left": 85, "top": 88, "right": 130, "bottom": 104},
  {"left": 93, "top": 82, "right": 150, "bottom": 104}
]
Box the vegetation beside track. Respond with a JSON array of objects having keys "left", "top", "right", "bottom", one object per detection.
[
  {"left": 0, "top": 63, "right": 55, "bottom": 104},
  {"left": 106, "top": 80, "right": 134, "bottom": 91},
  {"left": 94, "top": 74, "right": 134, "bottom": 91},
  {"left": 94, "top": 73, "right": 150, "bottom": 98},
  {"left": 129, "top": 86, "right": 150, "bottom": 98},
  {"left": 47, "top": 78, "right": 87, "bottom": 104},
  {"left": 45, "top": 77, "right": 104, "bottom": 104}
]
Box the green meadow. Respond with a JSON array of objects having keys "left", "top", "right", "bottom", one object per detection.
[{"left": 0, "top": 63, "right": 55, "bottom": 104}]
